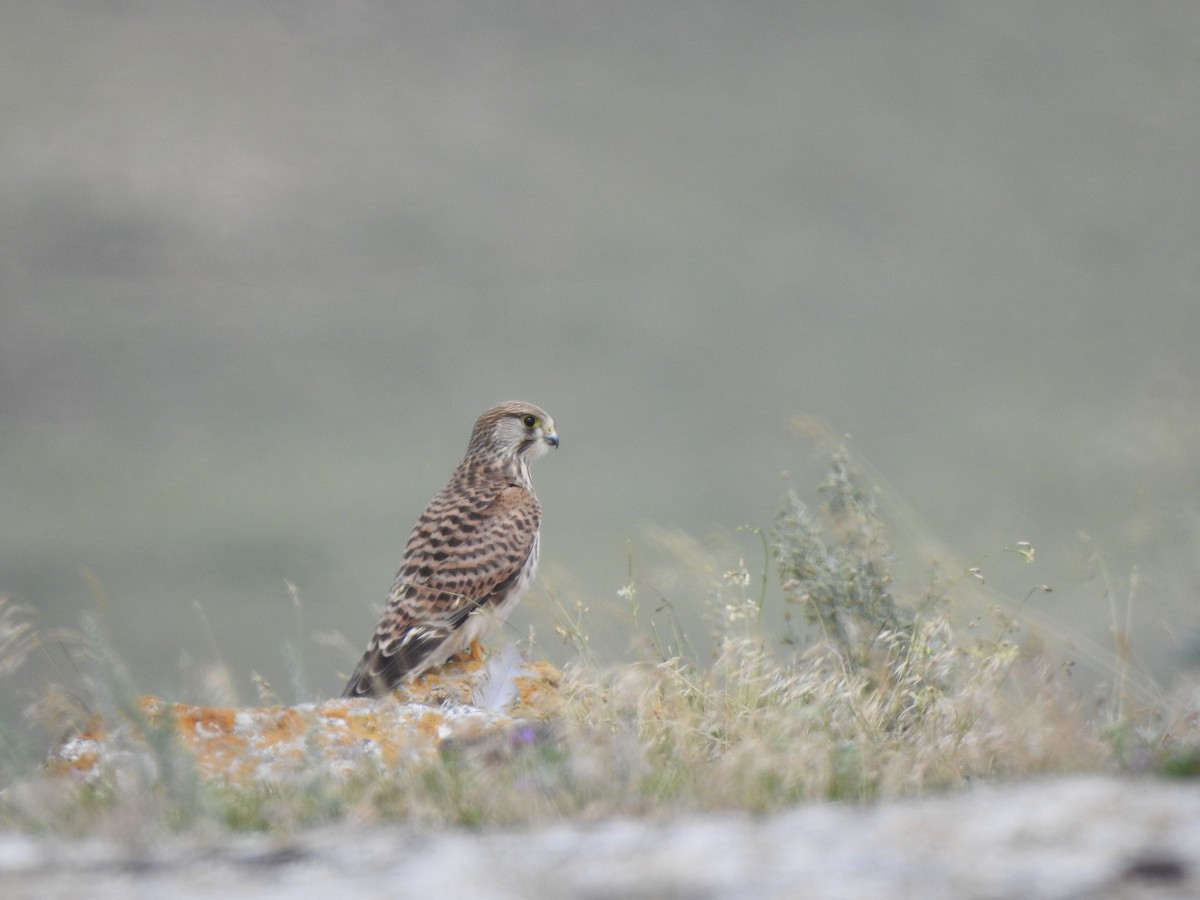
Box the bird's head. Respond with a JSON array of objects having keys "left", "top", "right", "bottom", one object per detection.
[{"left": 468, "top": 401, "right": 559, "bottom": 462}]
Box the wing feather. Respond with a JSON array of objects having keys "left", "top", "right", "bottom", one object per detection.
[{"left": 342, "top": 484, "right": 540, "bottom": 696}]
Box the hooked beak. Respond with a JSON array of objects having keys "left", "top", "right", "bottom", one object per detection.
[{"left": 543, "top": 430, "right": 559, "bottom": 449}]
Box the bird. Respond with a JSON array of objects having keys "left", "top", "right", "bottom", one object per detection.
[{"left": 342, "top": 401, "right": 559, "bottom": 697}]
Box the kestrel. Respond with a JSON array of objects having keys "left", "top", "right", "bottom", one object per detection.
[{"left": 342, "top": 401, "right": 559, "bottom": 697}]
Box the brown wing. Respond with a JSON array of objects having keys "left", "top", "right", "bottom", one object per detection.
[{"left": 342, "top": 484, "right": 540, "bottom": 696}]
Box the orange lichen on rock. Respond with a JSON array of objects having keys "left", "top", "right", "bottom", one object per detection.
[
  {"left": 45, "top": 648, "right": 562, "bottom": 784},
  {"left": 170, "top": 701, "right": 238, "bottom": 739},
  {"left": 515, "top": 661, "right": 563, "bottom": 713}
]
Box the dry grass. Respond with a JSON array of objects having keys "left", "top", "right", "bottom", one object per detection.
[{"left": 1, "top": 447, "right": 1197, "bottom": 837}]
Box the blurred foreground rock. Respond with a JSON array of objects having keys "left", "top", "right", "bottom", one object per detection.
[{"left": 2, "top": 776, "right": 1197, "bottom": 899}]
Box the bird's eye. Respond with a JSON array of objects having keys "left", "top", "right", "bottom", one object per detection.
[{"left": 522, "top": 415, "right": 537, "bottom": 428}]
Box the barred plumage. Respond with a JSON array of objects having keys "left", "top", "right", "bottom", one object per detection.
[{"left": 342, "top": 402, "right": 558, "bottom": 697}]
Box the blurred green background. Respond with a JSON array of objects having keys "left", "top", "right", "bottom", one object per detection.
[{"left": 3, "top": 2, "right": 1198, "bottom": 718}]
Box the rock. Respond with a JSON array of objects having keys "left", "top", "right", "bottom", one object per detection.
[
  {"left": 45, "top": 653, "right": 562, "bottom": 783},
  {"left": 1, "top": 777, "right": 1198, "bottom": 898}
]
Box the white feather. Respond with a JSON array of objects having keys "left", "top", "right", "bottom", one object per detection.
[{"left": 471, "top": 642, "right": 530, "bottom": 710}]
